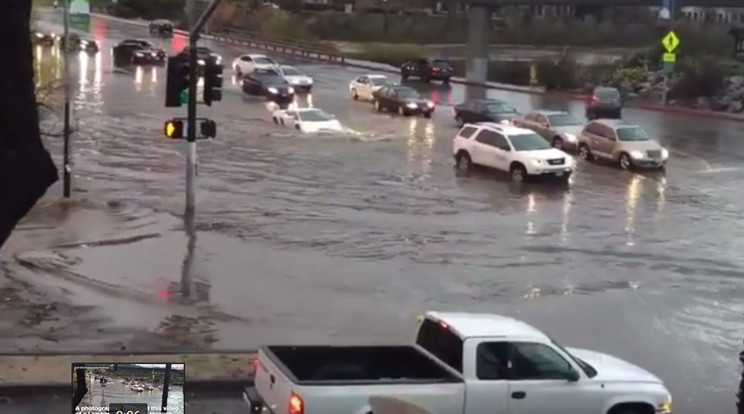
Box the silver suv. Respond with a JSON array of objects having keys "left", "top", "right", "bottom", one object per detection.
[{"left": 577, "top": 119, "right": 668, "bottom": 170}]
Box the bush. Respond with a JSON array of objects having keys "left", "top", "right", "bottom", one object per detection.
[
  {"left": 671, "top": 55, "right": 726, "bottom": 100},
  {"left": 113, "top": 0, "right": 184, "bottom": 19},
  {"left": 536, "top": 53, "right": 580, "bottom": 90}
]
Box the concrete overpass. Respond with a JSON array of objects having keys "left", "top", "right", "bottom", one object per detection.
[{"left": 464, "top": 0, "right": 743, "bottom": 83}]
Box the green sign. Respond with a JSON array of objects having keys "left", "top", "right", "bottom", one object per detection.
[
  {"left": 662, "top": 53, "right": 676, "bottom": 63},
  {"left": 70, "top": 0, "right": 90, "bottom": 31},
  {"left": 180, "top": 90, "right": 189, "bottom": 105},
  {"left": 662, "top": 62, "right": 675, "bottom": 75}
]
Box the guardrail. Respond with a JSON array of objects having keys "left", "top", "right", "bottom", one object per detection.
[{"left": 210, "top": 28, "right": 345, "bottom": 64}]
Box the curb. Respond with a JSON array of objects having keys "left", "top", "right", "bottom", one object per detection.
[{"left": 89, "top": 13, "right": 744, "bottom": 123}]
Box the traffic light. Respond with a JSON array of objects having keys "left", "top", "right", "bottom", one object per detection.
[
  {"left": 164, "top": 119, "right": 184, "bottom": 139},
  {"left": 165, "top": 55, "right": 190, "bottom": 107},
  {"left": 202, "top": 60, "right": 223, "bottom": 106},
  {"left": 200, "top": 119, "right": 216, "bottom": 138}
]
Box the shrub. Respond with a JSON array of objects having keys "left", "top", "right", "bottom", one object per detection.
[
  {"left": 536, "top": 53, "right": 580, "bottom": 90},
  {"left": 670, "top": 55, "right": 726, "bottom": 100},
  {"left": 113, "top": 0, "right": 184, "bottom": 20}
]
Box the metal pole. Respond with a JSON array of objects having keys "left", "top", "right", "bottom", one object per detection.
[
  {"left": 62, "top": 0, "right": 72, "bottom": 198},
  {"left": 161, "top": 363, "right": 172, "bottom": 413}
]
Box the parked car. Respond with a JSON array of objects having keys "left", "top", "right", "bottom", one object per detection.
[
  {"left": 149, "top": 19, "right": 174, "bottom": 36},
  {"left": 372, "top": 85, "right": 435, "bottom": 118},
  {"left": 400, "top": 58, "right": 454, "bottom": 83},
  {"left": 241, "top": 67, "right": 295, "bottom": 107},
  {"left": 577, "top": 119, "right": 668, "bottom": 170},
  {"left": 453, "top": 122, "right": 574, "bottom": 182},
  {"left": 272, "top": 108, "right": 343, "bottom": 133},
  {"left": 453, "top": 99, "right": 519, "bottom": 127},
  {"left": 349, "top": 74, "right": 394, "bottom": 101},
  {"left": 277, "top": 65, "right": 313, "bottom": 93},
  {"left": 512, "top": 110, "right": 584, "bottom": 151},
  {"left": 243, "top": 311, "right": 672, "bottom": 414},
  {"left": 232, "top": 53, "right": 278, "bottom": 75},
  {"left": 585, "top": 86, "right": 623, "bottom": 120}
]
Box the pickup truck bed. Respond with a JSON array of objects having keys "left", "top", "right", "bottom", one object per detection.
[{"left": 265, "top": 345, "right": 462, "bottom": 384}]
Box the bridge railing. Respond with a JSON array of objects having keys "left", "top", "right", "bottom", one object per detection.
[{"left": 208, "top": 28, "right": 345, "bottom": 64}]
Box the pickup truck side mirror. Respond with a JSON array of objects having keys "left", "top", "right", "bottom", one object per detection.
[{"left": 565, "top": 368, "right": 580, "bottom": 382}]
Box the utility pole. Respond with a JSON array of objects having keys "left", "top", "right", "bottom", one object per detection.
[{"left": 62, "top": 0, "right": 72, "bottom": 197}]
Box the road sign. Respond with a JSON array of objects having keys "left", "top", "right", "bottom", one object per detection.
[
  {"left": 180, "top": 89, "right": 189, "bottom": 105},
  {"left": 662, "top": 62, "right": 675, "bottom": 75},
  {"left": 662, "top": 53, "right": 676, "bottom": 63},
  {"left": 661, "top": 31, "right": 680, "bottom": 53}
]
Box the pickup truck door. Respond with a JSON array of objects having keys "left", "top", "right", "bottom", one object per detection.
[
  {"left": 462, "top": 341, "right": 510, "bottom": 414},
  {"left": 501, "top": 341, "right": 603, "bottom": 414}
]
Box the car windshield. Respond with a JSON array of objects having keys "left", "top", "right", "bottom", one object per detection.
[
  {"left": 281, "top": 67, "right": 301, "bottom": 75},
  {"left": 616, "top": 127, "right": 650, "bottom": 142},
  {"left": 551, "top": 339, "right": 598, "bottom": 378},
  {"left": 485, "top": 102, "right": 517, "bottom": 114},
  {"left": 595, "top": 87, "right": 620, "bottom": 100},
  {"left": 547, "top": 113, "right": 581, "bottom": 127},
  {"left": 299, "top": 110, "right": 333, "bottom": 122},
  {"left": 396, "top": 88, "right": 420, "bottom": 99},
  {"left": 510, "top": 133, "right": 551, "bottom": 151},
  {"left": 254, "top": 57, "right": 276, "bottom": 65},
  {"left": 369, "top": 77, "right": 389, "bottom": 86}
]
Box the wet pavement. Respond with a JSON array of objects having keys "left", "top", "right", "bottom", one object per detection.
[{"left": 2, "top": 11, "right": 743, "bottom": 413}]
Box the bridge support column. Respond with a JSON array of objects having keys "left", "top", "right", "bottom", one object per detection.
[{"left": 466, "top": 5, "right": 491, "bottom": 85}]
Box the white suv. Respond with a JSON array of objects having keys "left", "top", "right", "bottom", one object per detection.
[{"left": 453, "top": 123, "right": 575, "bottom": 182}]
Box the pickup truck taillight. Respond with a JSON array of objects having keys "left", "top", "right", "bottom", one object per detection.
[{"left": 289, "top": 392, "right": 304, "bottom": 414}]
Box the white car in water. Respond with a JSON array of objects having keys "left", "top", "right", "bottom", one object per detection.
[
  {"left": 277, "top": 65, "right": 313, "bottom": 93},
  {"left": 349, "top": 74, "right": 394, "bottom": 101},
  {"left": 232, "top": 53, "right": 279, "bottom": 75},
  {"left": 272, "top": 107, "right": 343, "bottom": 133}
]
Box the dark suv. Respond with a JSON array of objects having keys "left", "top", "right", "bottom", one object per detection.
[
  {"left": 400, "top": 58, "right": 454, "bottom": 84},
  {"left": 585, "top": 86, "right": 623, "bottom": 120}
]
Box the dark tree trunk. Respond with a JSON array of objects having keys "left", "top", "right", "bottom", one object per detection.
[{"left": 0, "top": 0, "right": 59, "bottom": 250}]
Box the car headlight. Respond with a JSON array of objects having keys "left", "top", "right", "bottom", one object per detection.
[
  {"left": 151, "top": 52, "right": 157, "bottom": 57},
  {"left": 531, "top": 159, "right": 542, "bottom": 166},
  {"left": 306, "top": 78, "right": 313, "bottom": 84},
  {"left": 563, "top": 133, "right": 577, "bottom": 142},
  {"left": 406, "top": 103, "right": 417, "bottom": 109},
  {"left": 287, "top": 87, "right": 295, "bottom": 94},
  {"left": 214, "top": 56, "right": 222, "bottom": 64},
  {"left": 500, "top": 119, "right": 511, "bottom": 125},
  {"left": 426, "top": 101, "right": 434, "bottom": 108},
  {"left": 35, "top": 33, "right": 43, "bottom": 38},
  {"left": 661, "top": 148, "right": 669, "bottom": 159},
  {"left": 135, "top": 52, "right": 143, "bottom": 57},
  {"left": 267, "top": 87, "right": 278, "bottom": 94},
  {"left": 659, "top": 394, "right": 672, "bottom": 413},
  {"left": 198, "top": 59, "right": 205, "bottom": 65},
  {"left": 630, "top": 150, "right": 644, "bottom": 159}
]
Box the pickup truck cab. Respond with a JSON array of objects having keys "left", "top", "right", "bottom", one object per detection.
[{"left": 244, "top": 312, "right": 672, "bottom": 414}]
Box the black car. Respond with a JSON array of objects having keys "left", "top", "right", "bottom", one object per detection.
[
  {"left": 32, "top": 31, "right": 57, "bottom": 46},
  {"left": 112, "top": 40, "right": 166, "bottom": 66},
  {"left": 372, "top": 85, "right": 435, "bottom": 118},
  {"left": 60, "top": 33, "right": 99, "bottom": 54},
  {"left": 585, "top": 86, "right": 623, "bottom": 120},
  {"left": 453, "top": 99, "right": 519, "bottom": 127},
  {"left": 176, "top": 46, "right": 222, "bottom": 66},
  {"left": 241, "top": 67, "right": 295, "bottom": 106},
  {"left": 149, "top": 19, "right": 174, "bottom": 36},
  {"left": 400, "top": 58, "right": 454, "bottom": 83}
]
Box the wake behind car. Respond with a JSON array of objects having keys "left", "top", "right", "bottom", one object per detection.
[
  {"left": 372, "top": 85, "right": 435, "bottom": 118},
  {"left": 113, "top": 39, "right": 165, "bottom": 66},
  {"left": 244, "top": 311, "right": 672, "bottom": 414},
  {"left": 401, "top": 58, "right": 454, "bottom": 83},
  {"left": 32, "top": 30, "right": 58, "bottom": 46},
  {"left": 241, "top": 67, "right": 295, "bottom": 106},
  {"left": 453, "top": 122, "right": 574, "bottom": 183},
  {"left": 272, "top": 108, "right": 343, "bottom": 133},
  {"left": 349, "top": 74, "right": 394, "bottom": 101},
  {"left": 149, "top": 19, "right": 174, "bottom": 36},
  {"left": 453, "top": 99, "right": 519, "bottom": 127},
  {"left": 578, "top": 119, "right": 668, "bottom": 170},
  {"left": 277, "top": 65, "right": 313, "bottom": 92},
  {"left": 512, "top": 110, "right": 583, "bottom": 151}
]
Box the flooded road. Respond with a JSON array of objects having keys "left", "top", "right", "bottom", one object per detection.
[{"left": 2, "top": 12, "right": 743, "bottom": 413}]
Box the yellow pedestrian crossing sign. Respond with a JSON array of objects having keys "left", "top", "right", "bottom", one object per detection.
[{"left": 661, "top": 31, "right": 680, "bottom": 53}]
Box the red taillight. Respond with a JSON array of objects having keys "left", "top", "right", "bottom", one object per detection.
[
  {"left": 289, "top": 392, "right": 303, "bottom": 414},
  {"left": 432, "top": 67, "right": 440, "bottom": 71},
  {"left": 250, "top": 357, "right": 258, "bottom": 371},
  {"left": 589, "top": 95, "right": 600, "bottom": 103}
]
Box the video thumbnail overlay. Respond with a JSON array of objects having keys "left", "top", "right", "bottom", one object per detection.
[{"left": 71, "top": 362, "right": 185, "bottom": 414}]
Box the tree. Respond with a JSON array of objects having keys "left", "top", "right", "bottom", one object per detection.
[{"left": 0, "top": 0, "right": 58, "bottom": 250}]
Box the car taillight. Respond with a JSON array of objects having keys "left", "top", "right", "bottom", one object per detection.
[
  {"left": 432, "top": 67, "right": 439, "bottom": 71},
  {"left": 589, "top": 95, "right": 600, "bottom": 103},
  {"left": 289, "top": 392, "right": 303, "bottom": 414},
  {"left": 250, "top": 356, "right": 259, "bottom": 371}
]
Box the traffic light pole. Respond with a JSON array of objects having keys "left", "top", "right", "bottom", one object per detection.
[{"left": 185, "top": 0, "right": 222, "bottom": 218}]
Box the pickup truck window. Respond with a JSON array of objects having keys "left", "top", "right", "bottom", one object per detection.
[
  {"left": 510, "top": 342, "right": 573, "bottom": 380},
  {"left": 476, "top": 342, "right": 509, "bottom": 380},
  {"left": 416, "top": 319, "right": 464, "bottom": 373}
]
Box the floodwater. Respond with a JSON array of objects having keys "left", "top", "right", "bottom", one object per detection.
[{"left": 2, "top": 12, "right": 744, "bottom": 414}]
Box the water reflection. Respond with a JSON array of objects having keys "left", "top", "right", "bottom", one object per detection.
[
  {"left": 656, "top": 176, "right": 667, "bottom": 214},
  {"left": 625, "top": 174, "right": 644, "bottom": 246},
  {"left": 525, "top": 192, "right": 537, "bottom": 235},
  {"left": 560, "top": 190, "right": 572, "bottom": 245},
  {"left": 404, "top": 118, "right": 435, "bottom": 180}
]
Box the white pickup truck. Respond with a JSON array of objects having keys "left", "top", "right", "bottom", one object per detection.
[{"left": 243, "top": 312, "right": 672, "bottom": 414}]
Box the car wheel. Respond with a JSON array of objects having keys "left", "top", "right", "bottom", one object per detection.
[
  {"left": 398, "top": 106, "right": 406, "bottom": 116},
  {"left": 442, "top": 77, "right": 450, "bottom": 84},
  {"left": 295, "top": 125, "right": 300, "bottom": 130},
  {"left": 510, "top": 163, "right": 527, "bottom": 183},
  {"left": 351, "top": 88, "right": 358, "bottom": 100},
  {"left": 455, "top": 116, "right": 464, "bottom": 128},
  {"left": 280, "top": 119, "right": 285, "bottom": 126},
  {"left": 455, "top": 152, "right": 472, "bottom": 171},
  {"left": 552, "top": 137, "right": 563, "bottom": 149},
  {"left": 235, "top": 66, "right": 242, "bottom": 76},
  {"left": 273, "top": 117, "right": 279, "bottom": 125},
  {"left": 401, "top": 73, "right": 408, "bottom": 81},
  {"left": 578, "top": 144, "right": 593, "bottom": 161},
  {"left": 619, "top": 153, "right": 633, "bottom": 170},
  {"left": 374, "top": 100, "right": 382, "bottom": 112},
  {"left": 423, "top": 111, "right": 432, "bottom": 119}
]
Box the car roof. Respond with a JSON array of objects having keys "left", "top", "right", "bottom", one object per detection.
[
  {"left": 427, "top": 311, "right": 549, "bottom": 340},
  {"left": 248, "top": 53, "right": 271, "bottom": 58},
  {"left": 295, "top": 107, "right": 324, "bottom": 113},
  {"left": 469, "top": 122, "right": 535, "bottom": 136}
]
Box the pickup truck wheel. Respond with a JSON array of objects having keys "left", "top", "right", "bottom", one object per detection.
[
  {"left": 351, "top": 88, "right": 358, "bottom": 100},
  {"left": 455, "top": 116, "right": 464, "bottom": 128},
  {"left": 455, "top": 152, "right": 472, "bottom": 171},
  {"left": 510, "top": 163, "right": 527, "bottom": 183},
  {"left": 578, "top": 144, "right": 593, "bottom": 161},
  {"left": 552, "top": 137, "right": 563, "bottom": 149}
]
